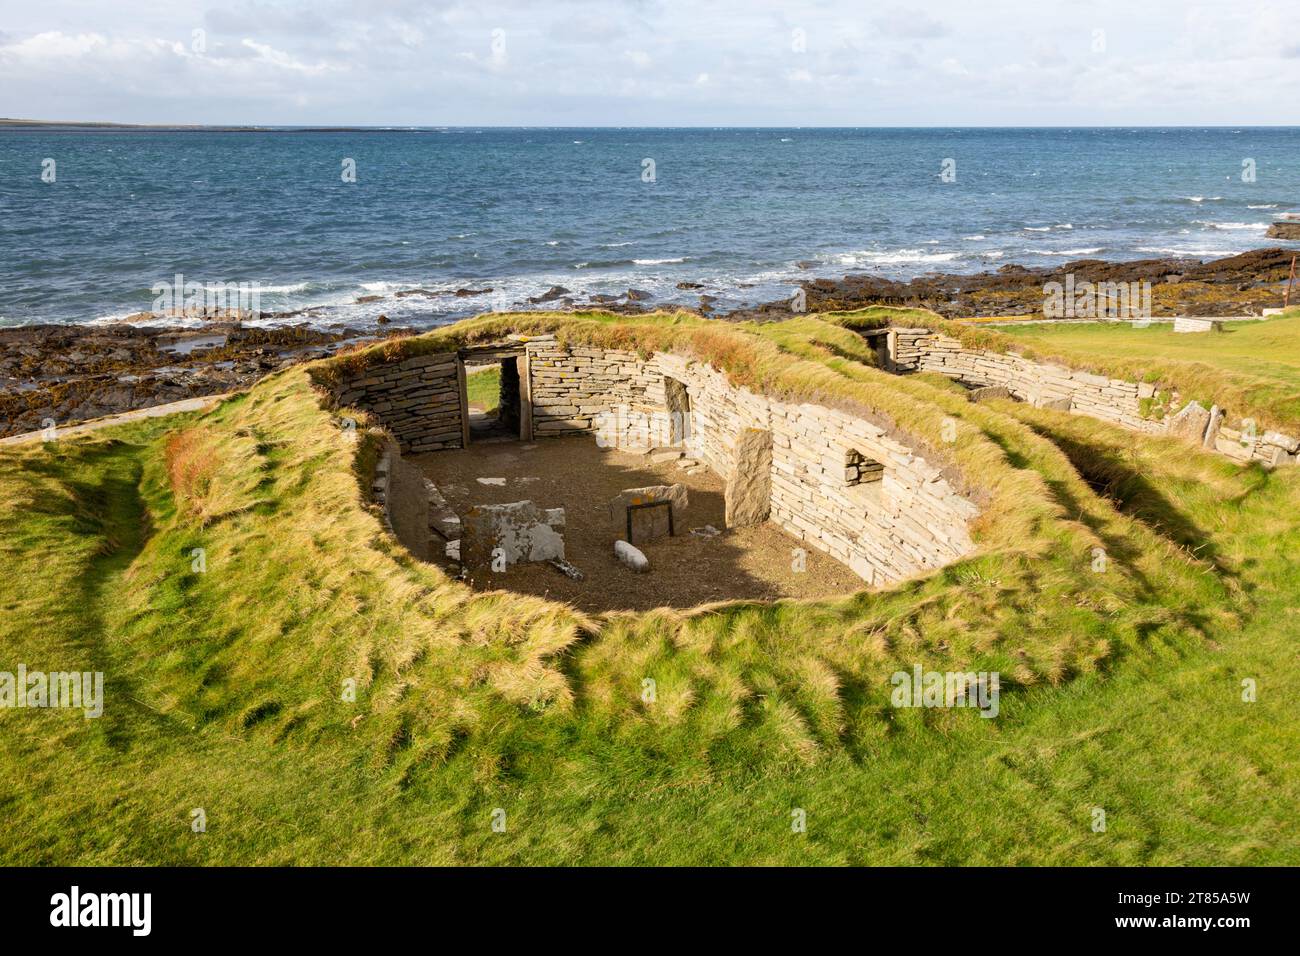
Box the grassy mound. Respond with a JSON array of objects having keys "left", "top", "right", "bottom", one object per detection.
[
  {"left": 831, "top": 307, "right": 1300, "bottom": 435},
  {"left": 1, "top": 309, "right": 1296, "bottom": 864}
]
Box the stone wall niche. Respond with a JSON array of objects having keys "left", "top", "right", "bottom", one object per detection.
[{"left": 844, "top": 448, "right": 884, "bottom": 487}]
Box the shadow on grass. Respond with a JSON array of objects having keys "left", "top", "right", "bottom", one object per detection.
[{"left": 24, "top": 440, "right": 168, "bottom": 751}]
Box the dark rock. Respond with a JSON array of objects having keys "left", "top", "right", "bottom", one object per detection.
[
  {"left": 0, "top": 322, "right": 377, "bottom": 439},
  {"left": 781, "top": 247, "right": 1300, "bottom": 318},
  {"left": 527, "top": 285, "right": 571, "bottom": 304},
  {"left": 1266, "top": 222, "right": 1300, "bottom": 241}
]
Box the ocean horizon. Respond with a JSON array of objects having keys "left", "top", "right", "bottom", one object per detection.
[{"left": 5, "top": 125, "right": 1298, "bottom": 329}]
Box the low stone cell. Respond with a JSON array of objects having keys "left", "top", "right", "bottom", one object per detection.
[{"left": 413, "top": 435, "right": 863, "bottom": 612}]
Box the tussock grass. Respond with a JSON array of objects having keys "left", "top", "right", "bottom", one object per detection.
[{"left": 1, "top": 309, "right": 1296, "bottom": 864}]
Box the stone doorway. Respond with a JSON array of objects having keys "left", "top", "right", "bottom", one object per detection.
[{"left": 463, "top": 350, "right": 530, "bottom": 444}]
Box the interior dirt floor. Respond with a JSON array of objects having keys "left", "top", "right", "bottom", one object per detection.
[{"left": 412, "top": 435, "right": 865, "bottom": 612}]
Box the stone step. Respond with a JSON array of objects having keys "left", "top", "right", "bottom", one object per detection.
[{"left": 643, "top": 446, "right": 684, "bottom": 463}]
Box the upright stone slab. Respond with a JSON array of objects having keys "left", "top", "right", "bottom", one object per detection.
[
  {"left": 1203, "top": 404, "right": 1224, "bottom": 448},
  {"left": 664, "top": 376, "right": 691, "bottom": 444},
  {"left": 461, "top": 500, "right": 565, "bottom": 569},
  {"left": 725, "top": 427, "right": 772, "bottom": 527},
  {"left": 609, "top": 484, "right": 687, "bottom": 544},
  {"left": 1167, "top": 400, "right": 1211, "bottom": 443}
]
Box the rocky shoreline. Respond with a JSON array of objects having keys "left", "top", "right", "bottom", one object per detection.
[
  {"left": 0, "top": 322, "right": 403, "bottom": 438},
  {"left": 3, "top": 247, "right": 1297, "bottom": 439},
  {"left": 743, "top": 246, "right": 1300, "bottom": 321}
]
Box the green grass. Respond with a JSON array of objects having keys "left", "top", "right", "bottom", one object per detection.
[
  {"left": 966, "top": 311, "right": 1300, "bottom": 433},
  {"left": 466, "top": 365, "right": 501, "bottom": 411},
  {"left": 1, "top": 310, "right": 1297, "bottom": 864}
]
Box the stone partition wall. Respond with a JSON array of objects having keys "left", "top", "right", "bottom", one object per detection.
[
  {"left": 526, "top": 339, "right": 670, "bottom": 444},
  {"left": 521, "top": 340, "right": 980, "bottom": 585},
  {"left": 889, "top": 327, "right": 1298, "bottom": 467},
  {"left": 332, "top": 352, "right": 463, "bottom": 453}
]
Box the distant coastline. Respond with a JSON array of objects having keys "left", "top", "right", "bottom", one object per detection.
[{"left": 0, "top": 118, "right": 371, "bottom": 132}]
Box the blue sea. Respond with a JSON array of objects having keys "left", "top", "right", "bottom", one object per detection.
[{"left": 2, "top": 127, "right": 1298, "bottom": 329}]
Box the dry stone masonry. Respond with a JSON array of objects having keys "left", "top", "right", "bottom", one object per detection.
[
  {"left": 522, "top": 341, "right": 979, "bottom": 586},
  {"left": 338, "top": 317, "right": 1296, "bottom": 600},
  {"left": 339, "top": 333, "right": 982, "bottom": 588},
  {"left": 889, "top": 327, "right": 1299, "bottom": 467},
  {"left": 333, "top": 352, "right": 463, "bottom": 453},
  {"left": 371, "top": 438, "right": 431, "bottom": 559}
]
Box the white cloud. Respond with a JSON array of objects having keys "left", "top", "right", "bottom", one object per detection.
[
  {"left": 240, "top": 39, "right": 337, "bottom": 75},
  {"left": 0, "top": 0, "right": 1296, "bottom": 124},
  {"left": 4, "top": 30, "right": 109, "bottom": 59},
  {"left": 872, "top": 9, "right": 949, "bottom": 39}
]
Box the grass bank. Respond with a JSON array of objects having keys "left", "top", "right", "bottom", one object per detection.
[{"left": 1, "top": 310, "right": 1295, "bottom": 864}]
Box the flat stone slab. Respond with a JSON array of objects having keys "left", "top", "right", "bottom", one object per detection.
[
  {"left": 1036, "top": 396, "right": 1072, "bottom": 411},
  {"left": 1173, "top": 317, "right": 1224, "bottom": 333},
  {"left": 643, "top": 447, "right": 684, "bottom": 463},
  {"left": 968, "top": 385, "right": 1013, "bottom": 403},
  {"left": 424, "top": 478, "right": 462, "bottom": 540},
  {"left": 462, "top": 499, "right": 565, "bottom": 569}
]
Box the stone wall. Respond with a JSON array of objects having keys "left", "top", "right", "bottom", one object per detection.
[
  {"left": 522, "top": 340, "right": 979, "bottom": 586},
  {"left": 890, "top": 327, "right": 1298, "bottom": 467},
  {"left": 332, "top": 352, "right": 463, "bottom": 453},
  {"left": 526, "top": 337, "right": 673, "bottom": 447},
  {"left": 371, "top": 438, "right": 430, "bottom": 559},
  {"left": 332, "top": 336, "right": 979, "bottom": 587}
]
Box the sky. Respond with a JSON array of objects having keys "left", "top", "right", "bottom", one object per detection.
[{"left": 1, "top": 0, "right": 1298, "bottom": 126}]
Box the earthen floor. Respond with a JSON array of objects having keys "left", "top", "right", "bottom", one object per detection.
[{"left": 412, "top": 435, "right": 863, "bottom": 612}]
